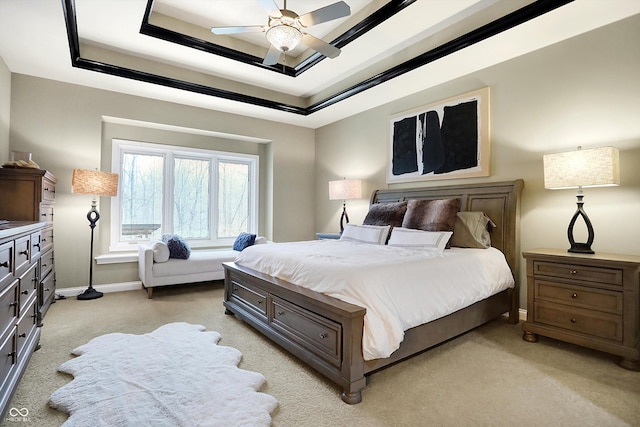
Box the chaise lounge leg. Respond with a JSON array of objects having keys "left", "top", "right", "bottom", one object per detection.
[{"left": 146, "top": 287, "right": 153, "bottom": 299}]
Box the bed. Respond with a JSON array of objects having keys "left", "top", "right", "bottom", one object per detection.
[{"left": 223, "top": 180, "right": 523, "bottom": 403}]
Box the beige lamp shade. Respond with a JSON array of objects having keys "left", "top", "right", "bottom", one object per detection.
[
  {"left": 543, "top": 146, "right": 620, "bottom": 190},
  {"left": 329, "top": 179, "right": 363, "bottom": 200},
  {"left": 72, "top": 169, "right": 119, "bottom": 197}
]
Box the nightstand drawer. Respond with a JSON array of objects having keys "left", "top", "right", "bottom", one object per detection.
[
  {"left": 535, "top": 280, "right": 623, "bottom": 315},
  {"left": 534, "top": 301, "right": 622, "bottom": 342},
  {"left": 533, "top": 261, "right": 622, "bottom": 286}
]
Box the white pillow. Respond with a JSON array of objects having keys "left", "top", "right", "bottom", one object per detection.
[
  {"left": 339, "top": 224, "right": 390, "bottom": 245},
  {"left": 148, "top": 239, "right": 170, "bottom": 263},
  {"left": 387, "top": 228, "right": 453, "bottom": 252},
  {"left": 254, "top": 236, "right": 268, "bottom": 245}
]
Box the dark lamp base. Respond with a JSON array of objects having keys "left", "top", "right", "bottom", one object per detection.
[
  {"left": 77, "top": 287, "right": 103, "bottom": 300},
  {"left": 568, "top": 243, "right": 594, "bottom": 254}
]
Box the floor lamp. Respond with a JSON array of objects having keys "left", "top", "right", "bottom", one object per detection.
[
  {"left": 71, "top": 169, "right": 119, "bottom": 300},
  {"left": 329, "top": 178, "right": 363, "bottom": 233},
  {"left": 543, "top": 146, "right": 619, "bottom": 254}
]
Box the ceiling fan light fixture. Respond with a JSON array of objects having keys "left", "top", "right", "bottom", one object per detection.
[{"left": 266, "top": 23, "right": 302, "bottom": 53}]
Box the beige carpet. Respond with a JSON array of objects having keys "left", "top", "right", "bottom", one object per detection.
[{"left": 2, "top": 282, "right": 639, "bottom": 426}]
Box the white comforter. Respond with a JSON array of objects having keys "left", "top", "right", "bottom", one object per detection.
[{"left": 234, "top": 240, "right": 514, "bottom": 360}]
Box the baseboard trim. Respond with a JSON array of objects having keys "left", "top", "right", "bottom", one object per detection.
[{"left": 57, "top": 281, "right": 142, "bottom": 298}]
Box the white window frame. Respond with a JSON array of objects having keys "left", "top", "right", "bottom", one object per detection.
[{"left": 110, "top": 139, "right": 258, "bottom": 251}]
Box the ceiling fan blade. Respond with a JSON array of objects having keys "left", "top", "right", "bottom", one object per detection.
[
  {"left": 298, "top": 1, "right": 350, "bottom": 27},
  {"left": 211, "top": 25, "right": 264, "bottom": 35},
  {"left": 302, "top": 34, "right": 340, "bottom": 59},
  {"left": 258, "top": 0, "right": 282, "bottom": 17},
  {"left": 262, "top": 44, "right": 282, "bottom": 65}
]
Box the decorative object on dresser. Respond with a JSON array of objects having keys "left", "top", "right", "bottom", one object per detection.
[
  {"left": 71, "top": 169, "right": 119, "bottom": 300},
  {"left": 522, "top": 249, "right": 640, "bottom": 371},
  {"left": 328, "top": 178, "right": 363, "bottom": 233},
  {"left": 0, "top": 221, "right": 48, "bottom": 419},
  {"left": 543, "top": 146, "right": 620, "bottom": 254},
  {"left": 0, "top": 168, "right": 57, "bottom": 325}
]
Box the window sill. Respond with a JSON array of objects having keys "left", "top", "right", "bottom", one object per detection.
[{"left": 96, "top": 252, "right": 137, "bottom": 265}]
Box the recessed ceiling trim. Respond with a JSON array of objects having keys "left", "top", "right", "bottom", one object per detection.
[
  {"left": 140, "top": 0, "right": 418, "bottom": 77},
  {"left": 62, "top": 0, "right": 573, "bottom": 117}
]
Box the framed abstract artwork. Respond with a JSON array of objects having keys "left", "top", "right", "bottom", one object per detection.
[{"left": 387, "top": 87, "right": 490, "bottom": 183}]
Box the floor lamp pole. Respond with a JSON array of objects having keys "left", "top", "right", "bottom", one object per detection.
[{"left": 77, "top": 198, "right": 104, "bottom": 300}]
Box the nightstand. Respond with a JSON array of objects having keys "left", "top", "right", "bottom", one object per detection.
[
  {"left": 522, "top": 248, "right": 640, "bottom": 370},
  {"left": 316, "top": 233, "right": 341, "bottom": 240}
]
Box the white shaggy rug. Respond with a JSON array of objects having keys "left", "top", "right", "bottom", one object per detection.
[{"left": 49, "top": 322, "right": 278, "bottom": 426}]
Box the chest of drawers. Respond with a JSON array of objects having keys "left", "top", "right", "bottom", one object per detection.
[
  {"left": 522, "top": 249, "right": 640, "bottom": 370},
  {"left": 0, "top": 168, "right": 57, "bottom": 325},
  {"left": 0, "top": 222, "right": 45, "bottom": 419}
]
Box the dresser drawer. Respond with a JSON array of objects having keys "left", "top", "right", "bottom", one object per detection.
[
  {"left": 533, "top": 261, "right": 622, "bottom": 287},
  {"left": 0, "top": 280, "right": 18, "bottom": 340},
  {"left": 40, "top": 249, "right": 54, "bottom": 280},
  {"left": 30, "top": 230, "right": 42, "bottom": 260},
  {"left": 40, "top": 270, "right": 56, "bottom": 321},
  {"left": 534, "top": 301, "right": 623, "bottom": 342},
  {"left": 14, "top": 235, "right": 31, "bottom": 275},
  {"left": 228, "top": 279, "right": 267, "bottom": 319},
  {"left": 16, "top": 295, "right": 37, "bottom": 358},
  {"left": 0, "top": 327, "right": 16, "bottom": 390},
  {"left": 18, "top": 263, "right": 37, "bottom": 316},
  {"left": 535, "top": 280, "right": 623, "bottom": 315},
  {"left": 40, "top": 226, "right": 54, "bottom": 253},
  {"left": 42, "top": 179, "right": 56, "bottom": 202},
  {"left": 0, "top": 241, "right": 13, "bottom": 288},
  {"left": 270, "top": 296, "right": 342, "bottom": 368},
  {"left": 39, "top": 204, "right": 54, "bottom": 224}
]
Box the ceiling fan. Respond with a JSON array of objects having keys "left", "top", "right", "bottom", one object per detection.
[{"left": 211, "top": 0, "right": 350, "bottom": 65}]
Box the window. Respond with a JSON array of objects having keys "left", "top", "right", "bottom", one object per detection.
[{"left": 111, "top": 139, "right": 258, "bottom": 250}]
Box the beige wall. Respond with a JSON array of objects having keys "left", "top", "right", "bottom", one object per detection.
[
  {"left": 315, "top": 15, "right": 640, "bottom": 308},
  {"left": 9, "top": 76, "right": 315, "bottom": 289},
  {"left": 0, "top": 56, "right": 9, "bottom": 164}
]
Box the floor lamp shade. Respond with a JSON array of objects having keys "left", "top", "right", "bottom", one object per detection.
[
  {"left": 72, "top": 169, "right": 119, "bottom": 196},
  {"left": 72, "top": 169, "right": 119, "bottom": 300},
  {"left": 543, "top": 146, "right": 620, "bottom": 254},
  {"left": 329, "top": 179, "right": 363, "bottom": 233}
]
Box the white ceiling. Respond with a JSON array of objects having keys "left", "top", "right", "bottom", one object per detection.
[{"left": 0, "top": 0, "right": 639, "bottom": 129}]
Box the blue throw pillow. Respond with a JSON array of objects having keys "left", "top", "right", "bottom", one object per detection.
[
  {"left": 161, "top": 234, "right": 191, "bottom": 259},
  {"left": 233, "top": 232, "right": 256, "bottom": 251}
]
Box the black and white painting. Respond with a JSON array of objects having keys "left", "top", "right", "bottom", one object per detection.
[{"left": 387, "top": 87, "right": 490, "bottom": 183}]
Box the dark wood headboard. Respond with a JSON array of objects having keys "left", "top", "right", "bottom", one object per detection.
[{"left": 371, "top": 180, "right": 524, "bottom": 277}]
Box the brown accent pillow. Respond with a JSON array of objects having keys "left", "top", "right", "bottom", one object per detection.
[
  {"left": 450, "top": 211, "right": 495, "bottom": 249},
  {"left": 401, "top": 198, "right": 461, "bottom": 233},
  {"left": 363, "top": 201, "right": 407, "bottom": 229}
]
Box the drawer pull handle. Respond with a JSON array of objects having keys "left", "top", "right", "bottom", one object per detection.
[
  {"left": 42, "top": 263, "right": 47, "bottom": 267},
  {"left": 21, "top": 290, "right": 29, "bottom": 295},
  {"left": 33, "top": 243, "right": 40, "bottom": 249},
  {"left": 41, "top": 213, "right": 47, "bottom": 217},
  {"left": 44, "top": 288, "right": 50, "bottom": 292},
  {"left": 0, "top": 261, "right": 8, "bottom": 268},
  {"left": 277, "top": 311, "right": 285, "bottom": 316},
  {"left": 257, "top": 300, "right": 263, "bottom": 305},
  {"left": 569, "top": 270, "right": 578, "bottom": 275},
  {"left": 9, "top": 301, "right": 17, "bottom": 307},
  {"left": 18, "top": 333, "right": 26, "bottom": 338},
  {"left": 19, "top": 250, "right": 28, "bottom": 256},
  {"left": 319, "top": 333, "right": 328, "bottom": 339},
  {"left": 7, "top": 351, "right": 15, "bottom": 358},
  {"left": 233, "top": 286, "right": 239, "bottom": 292},
  {"left": 570, "top": 317, "right": 577, "bottom": 323},
  {"left": 571, "top": 293, "right": 578, "bottom": 299}
]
